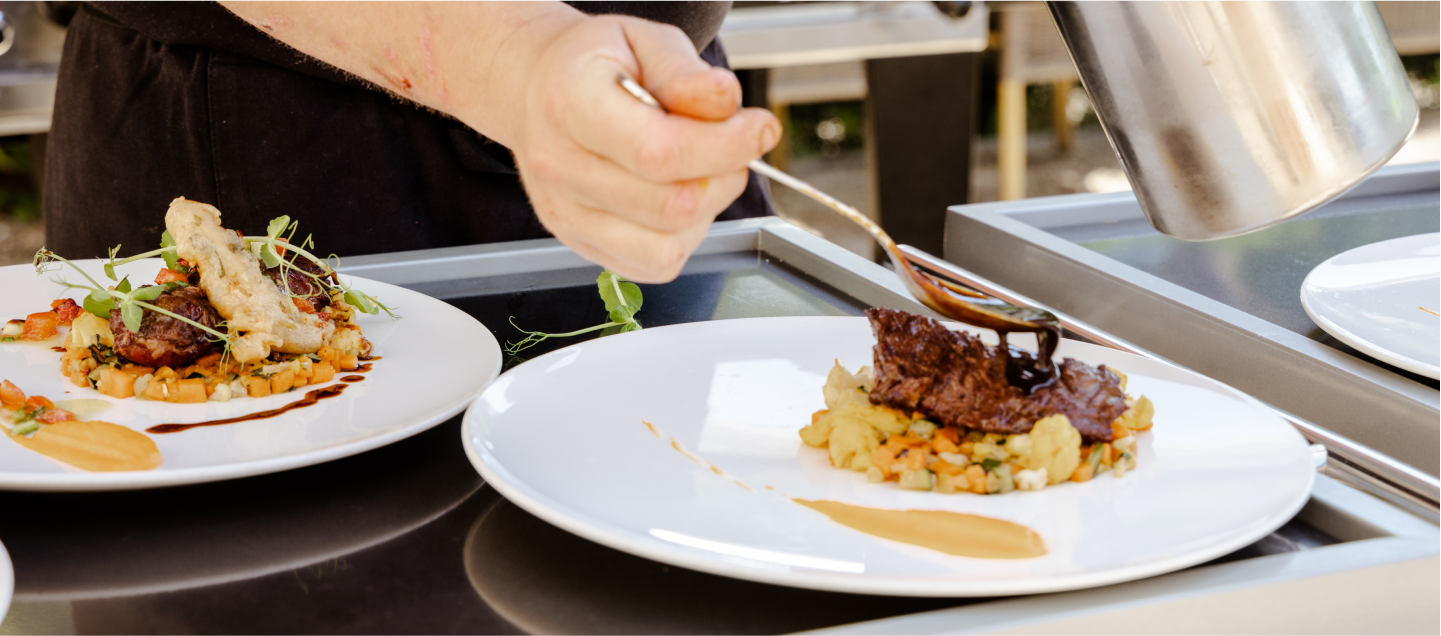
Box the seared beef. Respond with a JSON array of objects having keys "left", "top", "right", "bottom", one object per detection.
[
  {"left": 110, "top": 285, "right": 223, "bottom": 368},
  {"left": 262, "top": 256, "right": 332, "bottom": 312},
  {"left": 866, "top": 308, "right": 1129, "bottom": 441}
]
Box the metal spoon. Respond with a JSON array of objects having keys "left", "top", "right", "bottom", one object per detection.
[{"left": 616, "top": 76, "right": 1061, "bottom": 384}]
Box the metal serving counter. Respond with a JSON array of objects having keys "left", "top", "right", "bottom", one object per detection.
[{"left": 0, "top": 218, "right": 1435, "bottom": 634}]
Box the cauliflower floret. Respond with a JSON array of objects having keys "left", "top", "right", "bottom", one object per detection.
[
  {"left": 1115, "top": 394, "right": 1155, "bottom": 431},
  {"left": 66, "top": 313, "right": 114, "bottom": 351},
  {"left": 825, "top": 405, "right": 884, "bottom": 470},
  {"left": 327, "top": 328, "right": 364, "bottom": 358},
  {"left": 1021, "top": 414, "right": 1083, "bottom": 484},
  {"left": 1004, "top": 433, "right": 1034, "bottom": 463},
  {"left": 822, "top": 361, "right": 870, "bottom": 411},
  {"left": 1014, "top": 468, "right": 1048, "bottom": 491}
]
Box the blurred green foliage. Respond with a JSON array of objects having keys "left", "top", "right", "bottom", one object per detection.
[
  {"left": 0, "top": 135, "right": 39, "bottom": 223},
  {"left": 784, "top": 101, "right": 865, "bottom": 157},
  {"left": 1401, "top": 54, "right": 1439, "bottom": 86}
]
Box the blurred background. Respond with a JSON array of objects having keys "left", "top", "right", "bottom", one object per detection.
[{"left": 0, "top": 1, "right": 1435, "bottom": 266}]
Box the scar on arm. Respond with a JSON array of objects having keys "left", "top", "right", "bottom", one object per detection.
[
  {"left": 254, "top": 13, "right": 290, "bottom": 32},
  {"left": 421, "top": 20, "right": 436, "bottom": 79}
]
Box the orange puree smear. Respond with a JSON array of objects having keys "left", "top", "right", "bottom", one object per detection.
[
  {"left": 792, "top": 499, "right": 1046, "bottom": 559},
  {"left": 11, "top": 421, "right": 162, "bottom": 472}
]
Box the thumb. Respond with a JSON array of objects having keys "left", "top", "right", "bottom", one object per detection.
[{"left": 621, "top": 19, "right": 741, "bottom": 122}]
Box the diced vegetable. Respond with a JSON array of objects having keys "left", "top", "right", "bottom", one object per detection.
[
  {"left": 310, "top": 361, "right": 336, "bottom": 384},
  {"left": 174, "top": 379, "right": 207, "bottom": 403},
  {"left": 245, "top": 376, "right": 271, "bottom": 398},
  {"left": 50, "top": 299, "right": 84, "bottom": 325},
  {"left": 20, "top": 312, "right": 60, "bottom": 341},
  {"left": 154, "top": 268, "right": 188, "bottom": 284},
  {"left": 0, "top": 379, "right": 25, "bottom": 406},
  {"left": 97, "top": 367, "right": 136, "bottom": 399},
  {"left": 270, "top": 369, "right": 296, "bottom": 394}
]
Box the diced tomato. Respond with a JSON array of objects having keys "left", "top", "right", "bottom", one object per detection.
[
  {"left": 0, "top": 380, "right": 25, "bottom": 407},
  {"left": 292, "top": 297, "right": 316, "bottom": 314},
  {"left": 50, "top": 298, "right": 84, "bottom": 326},
  {"left": 25, "top": 395, "right": 53, "bottom": 409},
  {"left": 36, "top": 406, "right": 75, "bottom": 423},
  {"left": 315, "top": 312, "right": 331, "bottom": 323},
  {"left": 155, "top": 268, "right": 188, "bottom": 284},
  {"left": 20, "top": 312, "right": 59, "bottom": 341},
  {"left": 176, "top": 258, "right": 192, "bottom": 270},
  {"left": 274, "top": 237, "right": 288, "bottom": 257}
]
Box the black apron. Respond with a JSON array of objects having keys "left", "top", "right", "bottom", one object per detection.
[{"left": 44, "top": 1, "right": 772, "bottom": 259}]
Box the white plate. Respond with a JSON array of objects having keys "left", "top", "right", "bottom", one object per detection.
[
  {"left": 0, "top": 259, "right": 501, "bottom": 491},
  {"left": 0, "top": 539, "right": 11, "bottom": 623},
  {"left": 1301, "top": 233, "right": 1441, "bottom": 379},
  {"left": 462, "top": 316, "right": 1315, "bottom": 597}
]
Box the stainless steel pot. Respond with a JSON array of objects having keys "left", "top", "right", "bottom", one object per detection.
[{"left": 1047, "top": 2, "right": 1418, "bottom": 240}]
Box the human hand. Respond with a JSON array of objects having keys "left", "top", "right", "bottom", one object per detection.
[{"left": 497, "top": 15, "right": 781, "bottom": 283}]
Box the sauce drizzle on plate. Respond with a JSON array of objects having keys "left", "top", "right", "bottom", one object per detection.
[
  {"left": 792, "top": 499, "right": 1047, "bottom": 559},
  {"left": 146, "top": 384, "right": 347, "bottom": 434}
]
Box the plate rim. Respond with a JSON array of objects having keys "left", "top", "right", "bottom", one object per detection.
[
  {"left": 1299, "top": 232, "right": 1441, "bottom": 380},
  {"left": 460, "top": 315, "right": 1316, "bottom": 597},
  {"left": 0, "top": 260, "right": 502, "bottom": 491}
]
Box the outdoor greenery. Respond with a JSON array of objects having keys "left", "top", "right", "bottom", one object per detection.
[{"left": 0, "top": 136, "right": 39, "bottom": 223}]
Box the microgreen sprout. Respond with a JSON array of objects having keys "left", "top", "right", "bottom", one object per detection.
[
  {"left": 97, "top": 216, "right": 399, "bottom": 321},
  {"left": 35, "top": 248, "right": 238, "bottom": 355},
  {"left": 505, "top": 270, "right": 642, "bottom": 356}
]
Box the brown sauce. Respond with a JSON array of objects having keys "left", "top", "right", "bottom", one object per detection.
[
  {"left": 146, "top": 384, "right": 347, "bottom": 434},
  {"left": 341, "top": 375, "right": 365, "bottom": 382},
  {"left": 11, "top": 420, "right": 161, "bottom": 471},
  {"left": 350, "top": 363, "right": 373, "bottom": 373},
  {"left": 51, "top": 346, "right": 67, "bottom": 352},
  {"left": 792, "top": 499, "right": 1046, "bottom": 559}
]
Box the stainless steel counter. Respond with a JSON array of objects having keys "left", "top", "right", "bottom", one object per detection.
[{"left": 0, "top": 218, "right": 1434, "bottom": 634}]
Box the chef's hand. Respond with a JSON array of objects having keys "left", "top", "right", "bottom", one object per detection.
[
  {"left": 503, "top": 16, "right": 780, "bottom": 283},
  {"left": 221, "top": 2, "right": 779, "bottom": 284}
]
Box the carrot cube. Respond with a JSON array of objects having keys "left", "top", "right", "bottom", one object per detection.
[
  {"left": 339, "top": 354, "right": 358, "bottom": 371},
  {"left": 169, "top": 379, "right": 205, "bottom": 403},
  {"left": 246, "top": 376, "right": 272, "bottom": 398},
  {"left": 270, "top": 369, "right": 296, "bottom": 395},
  {"left": 97, "top": 367, "right": 136, "bottom": 399},
  {"left": 310, "top": 362, "right": 335, "bottom": 384},
  {"left": 20, "top": 312, "right": 59, "bottom": 341},
  {"left": 0, "top": 380, "right": 25, "bottom": 406}
]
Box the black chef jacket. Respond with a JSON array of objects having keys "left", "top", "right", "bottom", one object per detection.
[{"left": 44, "top": 1, "right": 772, "bottom": 259}]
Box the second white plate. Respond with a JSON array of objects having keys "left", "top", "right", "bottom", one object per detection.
[
  {"left": 463, "top": 316, "right": 1315, "bottom": 597},
  {"left": 0, "top": 259, "right": 501, "bottom": 491},
  {"left": 1301, "top": 232, "right": 1440, "bottom": 379}
]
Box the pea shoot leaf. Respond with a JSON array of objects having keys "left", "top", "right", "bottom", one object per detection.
[
  {"left": 130, "top": 285, "right": 167, "bottom": 302},
  {"left": 160, "top": 231, "right": 180, "bottom": 270},
  {"left": 83, "top": 289, "right": 114, "bottom": 318},
  {"left": 121, "top": 301, "right": 143, "bottom": 333},
  {"left": 103, "top": 245, "right": 121, "bottom": 281},
  {"left": 116, "top": 276, "right": 132, "bottom": 294}
]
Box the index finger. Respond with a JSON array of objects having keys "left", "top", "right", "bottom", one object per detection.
[{"left": 564, "top": 68, "right": 780, "bottom": 183}]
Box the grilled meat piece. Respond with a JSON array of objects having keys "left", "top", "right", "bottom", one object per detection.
[
  {"left": 262, "top": 256, "right": 332, "bottom": 312},
  {"left": 110, "top": 285, "right": 223, "bottom": 368},
  {"left": 866, "top": 308, "right": 1129, "bottom": 441}
]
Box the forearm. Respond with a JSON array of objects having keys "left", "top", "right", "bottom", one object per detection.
[{"left": 218, "top": 1, "right": 585, "bottom": 146}]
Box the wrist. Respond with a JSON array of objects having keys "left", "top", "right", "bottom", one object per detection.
[{"left": 460, "top": 5, "right": 585, "bottom": 148}]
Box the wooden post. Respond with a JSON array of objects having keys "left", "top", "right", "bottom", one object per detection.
[
  {"left": 997, "top": 78, "right": 1027, "bottom": 201},
  {"left": 1053, "top": 79, "right": 1074, "bottom": 154}
]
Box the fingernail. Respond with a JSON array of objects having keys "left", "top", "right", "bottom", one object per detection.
[{"left": 758, "top": 123, "right": 779, "bottom": 154}]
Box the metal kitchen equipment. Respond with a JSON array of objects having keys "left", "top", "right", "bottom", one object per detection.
[
  {"left": 1047, "top": 1, "right": 1418, "bottom": 240},
  {"left": 0, "top": 217, "right": 1433, "bottom": 632},
  {"left": 943, "top": 162, "right": 1439, "bottom": 520}
]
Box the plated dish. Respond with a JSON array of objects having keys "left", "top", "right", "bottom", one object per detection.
[
  {"left": 0, "top": 231, "right": 501, "bottom": 490},
  {"left": 464, "top": 315, "right": 1314, "bottom": 596},
  {"left": 0, "top": 538, "right": 10, "bottom": 623},
  {"left": 1300, "top": 232, "right": 1440, "bottom": 379}
]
